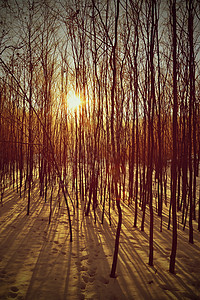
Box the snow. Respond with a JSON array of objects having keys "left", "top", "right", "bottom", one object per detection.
[{"left": 0, "top": 182, "right": 200, "bottom": 300}]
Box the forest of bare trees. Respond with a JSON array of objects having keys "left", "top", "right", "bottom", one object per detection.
[{"left": 0, "top": 0, "right": 200, "bottom": 278}]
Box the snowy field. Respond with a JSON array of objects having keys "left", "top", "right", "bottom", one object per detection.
[{"left": 0, "top": 181, "right": 200, "bottom": 300}]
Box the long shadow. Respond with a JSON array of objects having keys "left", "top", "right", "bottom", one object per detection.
[
  {"left": 102, "top": 205, "right": 159, "bottom": 299},
  {"left": 1, "top": 181, "right": 200, "bottom": 300},
  {"left": 80, "top": 205, "right": 127, "bottom": 300},
  {"left": 121, "top": 201, "right": 200, "bottom": 299},
  {"left": 24, "top": 200, "right": 73, "bottom": 299},
  {"left": 0, "top": 188, "right": 47, "bottom": 265}
]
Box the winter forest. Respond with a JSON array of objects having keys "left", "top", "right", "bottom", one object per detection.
[{"left": 0, "top": 0, "right": 200, "bottom": 299}]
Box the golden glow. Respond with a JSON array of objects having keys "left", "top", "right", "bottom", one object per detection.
[{"left": 67, "top": 91, "right": 81, "bottom": 111}]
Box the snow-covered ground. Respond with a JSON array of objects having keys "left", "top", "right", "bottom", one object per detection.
[{"left": 0, "top": 182, "right": 200, "bottom": 300}]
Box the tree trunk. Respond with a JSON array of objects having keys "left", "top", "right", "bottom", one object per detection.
[
  {"left": 109, "top": 0, "right": 121, "bottom": 279},
  {"left": 169, "top": 0, "right": 178, "bottom": 274},
  {"left": 188, "top": 0, "right": 194, "bottom": 244}
]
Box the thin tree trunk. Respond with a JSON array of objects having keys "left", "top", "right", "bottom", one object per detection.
[
  {"left": 169, "top": 0, "right": 178, "bottom": 274},
  {"left": 110, "top": 0, "right": 121, "bottom": 279},
  {"left": 188, "top": 0, "right": 194, "bottom": 244}
]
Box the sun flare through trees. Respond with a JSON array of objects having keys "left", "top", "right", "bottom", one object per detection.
[{"left": 67, "top": 91, "right": 82, "bottom": 112}]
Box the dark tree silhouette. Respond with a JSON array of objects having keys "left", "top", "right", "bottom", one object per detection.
[{"left": 169, "top": 0, "right": 178, "bottom": 274}]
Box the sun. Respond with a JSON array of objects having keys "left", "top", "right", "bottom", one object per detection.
[{"left": 67, "top": 91, "right": 81, "bottom": 111}]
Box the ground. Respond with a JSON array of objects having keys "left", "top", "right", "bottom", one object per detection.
[{"left": 0, "top": 182, "right": 200, "bottom": 300}]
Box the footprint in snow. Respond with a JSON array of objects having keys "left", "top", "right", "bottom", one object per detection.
[
  {"left": 52, "top": 247, "right": 58, "bottom": 251},
  {"left": 8, "top": 286, "right": 19, "bottom": 298},
  {"left": 82, "top": 274, "right": 89, "bottom": 283},
  {"left": 80, "top": 265, "right": 88, "bottom": 272},
  {"left": 88, "top": 266, "right": 97, "bottom": 277},
  {"left": 8, "top": 291, "right": 18, "bottom": 298},
  {"left": 80, "top": 281, "right": 86, "bottom": 290},
  {"left": 75, "top": 261, "right": 82, "bottom": 271},
  {"left": 10, "top": 286, "right": 19, "bottom": 292},
  {"left": 98, "top": 275, "right": 109, "bottom": 284},
  {"left": 80, "top": 255, "right": 89, "bottom": 261},
  {"left": 88, "top": 276, "right": 95, "bottom": 283}
]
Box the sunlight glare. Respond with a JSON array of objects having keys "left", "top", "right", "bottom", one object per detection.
[{"left": 67, "top": 91, "right": 81, "bottom": 111}]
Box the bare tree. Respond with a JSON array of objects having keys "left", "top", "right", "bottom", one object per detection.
[
  {"left": 169, "top": 0, "right": 178, "bottom": 274},
  {"left": 110, "top": 0, "right": 122, "bottom": 278}
]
